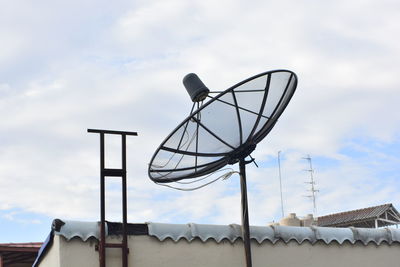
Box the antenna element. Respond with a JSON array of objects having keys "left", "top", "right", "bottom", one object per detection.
[{"left": 303, "top": 155, "right": 319, "bottom": 216}]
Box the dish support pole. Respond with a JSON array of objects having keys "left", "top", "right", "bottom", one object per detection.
[{"left": 239, "top": 158, "right": 253, "bottom": 267}]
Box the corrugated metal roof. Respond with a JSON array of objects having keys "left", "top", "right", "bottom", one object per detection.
[
  {"left": 52, "top": 220, "right": 400, "bottom": 245},
  {"left": 317, "top": 203, "right": 400, "bottom": 227}
]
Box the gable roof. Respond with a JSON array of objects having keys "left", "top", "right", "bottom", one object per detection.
[{"left": 317, "top": 203, "right": 400, "bottom": 228}]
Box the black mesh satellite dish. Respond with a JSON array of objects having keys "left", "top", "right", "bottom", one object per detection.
[{"left": 148, "top": 69, "right": 297, "bottom": 267}]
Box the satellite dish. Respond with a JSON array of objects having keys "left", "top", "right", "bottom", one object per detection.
[
  {"left": 148, "top": 69, "right": 297, "bottom": 267},
  {"left": 149, "top": 70, "right": 297, "bottom": 183}
]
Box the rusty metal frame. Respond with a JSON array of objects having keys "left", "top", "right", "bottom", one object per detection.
[{"left": 88, "top": 129, "right": 138, "bottom": 267}]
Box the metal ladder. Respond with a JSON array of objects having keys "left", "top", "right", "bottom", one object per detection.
[{"left": 88, "top": 129, "right": 138, "bottom": 267}]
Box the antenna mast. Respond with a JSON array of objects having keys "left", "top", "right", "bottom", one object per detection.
[
  {"left": 303, "top": 155, "right": 318, "bottom": 216},
  {"left": 277, "top": 151, "right": 284, "bottom": 218}
]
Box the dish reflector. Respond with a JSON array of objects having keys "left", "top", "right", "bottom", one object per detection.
[{"left": 148, "top": 70, "right": 297, "bottom": 183}]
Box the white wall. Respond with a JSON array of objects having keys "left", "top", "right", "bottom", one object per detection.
[
  {"left": 38, "top": 235, "right": 400, "bottom": 267},
  {"left": 37, "top": 236, "right": 60, "bottom": 267}
]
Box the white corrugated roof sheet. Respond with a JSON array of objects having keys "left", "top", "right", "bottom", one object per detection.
[
  {"left": 54, "top": 220, "right": 103, "bottom": 241},
  {"left": 53, "top": 220, "right": 400, "bottom": 245},
  {"left": 147, "top": 223, "right": 400, "bottom": 245}
]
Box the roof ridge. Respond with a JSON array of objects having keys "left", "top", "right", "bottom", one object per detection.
[{"left": 318, "top": 203, "right": 392, "bottom": 219}]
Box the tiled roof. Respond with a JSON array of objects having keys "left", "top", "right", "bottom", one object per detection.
[
  {"left": 317, "top": 203, "right": 400, "bottom": 227},
  {"left": 0, "top": 242, "right": 42, "bottom": 266},
  {"left": 0, "top": 242, "right": 42, "bottom": 249}
]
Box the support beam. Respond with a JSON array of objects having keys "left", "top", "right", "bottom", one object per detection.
[
  {"left": 100, "top": 132, "right": 106, "bottom": 267},
  {"left": 388, "top": 209, "right": 400, "bottom": 221},
  {"left": 239, "top": 159, "right": 252, "bottom": 267},
  {"left": 377, "top": 218, "right": 400, "bottom": 225},
  {"left": 121, "top": 134, "right": 128, "bottom": 267}
]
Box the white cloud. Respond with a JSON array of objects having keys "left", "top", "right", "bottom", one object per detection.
[{"left": 0, "top": 0, "right": 400, "bottom": 242}]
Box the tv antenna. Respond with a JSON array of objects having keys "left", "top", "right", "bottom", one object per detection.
[
  {"left": 278, "top": 151, "right": 284, "bottom": 218},
  {"left": 148, "top": 70, "right": 297, "bottom": 267},
  {"left": 303, "top": 155, "right": 318, "bottom": 216}
]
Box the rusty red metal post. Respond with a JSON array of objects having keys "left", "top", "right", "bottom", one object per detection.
[
  {"left": 88, "top": 129, "right": 137, "bottom": 267},
  {"left": 121, "top": 134, "right": 128, "bottom": 267},
  {"left": 100, "top": 132, "right": 106, "bottom": 267}
]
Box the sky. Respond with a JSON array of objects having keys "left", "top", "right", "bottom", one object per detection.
[{"left": 0, "top": 0, "right": 399, "bottom": 243}]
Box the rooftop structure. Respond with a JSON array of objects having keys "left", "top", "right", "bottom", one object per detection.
[
  {"left": 269, "top": 213, "right": 316, "bottom": 227},
  {"left": 33, "top": 219, "right": 400, "bottom": 267},
  {"left": 0, "top": 242, "right": 42, "bottom": 267},
  {"left": 317, "top": 203, "right": 400, "bottom": 228}
]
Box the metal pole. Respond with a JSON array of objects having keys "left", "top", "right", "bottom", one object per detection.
[
  {"left": 239, "top": 158, "right": 252, "bottom": 267},
  {"left": 309, "top": 156, "right": 317, "bottom": 216},
  {"left": 88, "top": 129, "right": 137, "bottom": 267},
  {"left": 121, "top": 134, "right": 128, "bottom": 267},
  {"left": 100, "top": 133, "right": 106, "bottom": 267},
  {"left": 278, "top": 151, "right": 284, "bottom": 218}
]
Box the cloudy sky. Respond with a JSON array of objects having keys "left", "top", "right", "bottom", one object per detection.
[{"left": 1, "top": 0, "right": 399, "bottom": 243}]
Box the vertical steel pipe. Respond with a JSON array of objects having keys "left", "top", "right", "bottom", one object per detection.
[
  {"left": 121, "top": 134, "right": 128, "bottom": 267},
  {"left": 278, "top": 151, "right": 284, "bottom": 218},
  {"left": 88, "top": 129, "right": 137, "bottom": 267},
  {"left": 100, "top": 133, "right": 106, "bottom": 267},
  {"left": 239, "top": 158, "right": 252, "bottom": 267}
]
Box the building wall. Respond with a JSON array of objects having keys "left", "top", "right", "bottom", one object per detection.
[
  {"left": 37, "top": 236, "right": 60, "bottom": 267},
  {"left": 58, "top": 236, "right": 98, "bottom": 267},
  {"left": 38, "top": 235, "right": 400, "bottom": 267}
]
